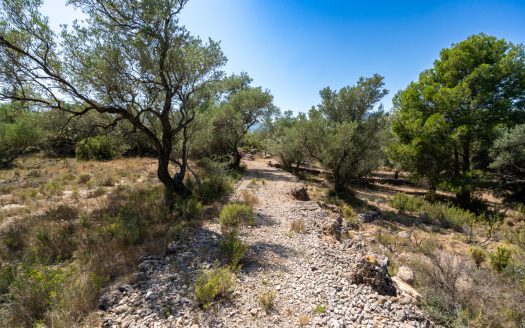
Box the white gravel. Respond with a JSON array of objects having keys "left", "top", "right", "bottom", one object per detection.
[{"left": 101, "top": 160, "right": 435, "bottom": 328}]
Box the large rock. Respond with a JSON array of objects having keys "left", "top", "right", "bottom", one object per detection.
[
  {"left": 396, "top": 266, "right": 414, "bottom": 284},
  {"left": 357, "top": 211, "right": 381, "bottom": 223},
  {"left": 350, "top": 254, "right": 397, "bottom": 296},
  {"left": 99, "top": 290, "right": 121, "bottom": 310},
  {"left": 392, "top": 276, "right": 421, "bottom": 302},
  {"left": 291, "top": 186, "right": 309, "bottom": 201},
  {"left": 322, "top": 214, "right": 343, "bottom": 241},
  {"left": 317, "top": 201, "right": 343, "bottom": 215}
]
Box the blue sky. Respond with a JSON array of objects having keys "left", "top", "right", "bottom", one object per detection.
[{"left": 41, "top": 0, "right": 525, "bottom": 113}]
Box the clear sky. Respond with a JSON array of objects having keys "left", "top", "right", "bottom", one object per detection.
[{"left": 41, "top": 0, "right": 525, "bottom": 113}]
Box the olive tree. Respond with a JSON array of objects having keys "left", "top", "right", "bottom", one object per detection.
[
  {"left": 208, "top": 73, "right": 277, "bottom": 167},
  {"left": 0, "top": 0, "right": 226, "bottom": 209},
  {"left": 312, "top": 75, "right": 389, "bottom": 192}
]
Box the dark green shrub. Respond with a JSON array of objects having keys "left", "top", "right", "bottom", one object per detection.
[
  {"left": 196, "top": 159, "right": 237, "bottom": 204},
  {"left": 0, "top": 264, "right": 15, "bottom": 295},
  {"left": 75, "top": 135, "right": 120, "bottom": 161},
  {"left": 174, "top": 197, "right": 203, "bottom": 220},
  {"left": 194, "top": 266, "right": 236, "bottom": 309},
  {"left": 220, "top": 231, "right": 248, "bottom": 270},
  {"left": 33, "top": 223, "right": 76, "bottom": 264},
  {"left": 1, "top": 224, "right": 29, "bottom": 257},
  {"left": 390, "top": 193, "right": 426, "bottom": 212},
  {"left": 0, "top": 111, "right": 42, "bottom": 168},
  {"left": 101, "top": 214, "right": 143, "bottom": 246},
  {"left": 490, "top": 246, "right": 512, "bottom": 272}
]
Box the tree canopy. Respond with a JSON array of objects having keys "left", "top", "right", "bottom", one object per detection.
[
  {"left": 0, "top": 0, "right": 228, "bottom": 208},
  {"left": 390, "top": 33, "right": 525, "bottom": 207}
]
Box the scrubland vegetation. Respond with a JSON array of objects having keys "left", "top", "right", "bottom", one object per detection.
[{"left": 0, "top": 0, "right": 524, "bottom": 327}]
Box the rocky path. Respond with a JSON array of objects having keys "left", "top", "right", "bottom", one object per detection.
[{"left": 101, "top": 160, "right": 434, "bottom": 328}]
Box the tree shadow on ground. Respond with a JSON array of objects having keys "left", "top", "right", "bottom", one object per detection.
[
  {"left": 245, "top": 167, "right": 298, "bottom": 183},
  {"left": 120, "top": 226, "right": 225, "bottom": 320},
  {"left": 243, "top": 241, "right": 297, "bottom": 274},
  {"left": 255, "top": 212, "right": 278, "bottom": 227}
]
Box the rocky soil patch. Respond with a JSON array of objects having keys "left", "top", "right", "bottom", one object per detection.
[{"left": 100, "top": 160, "right": 435, "bottom": 327}]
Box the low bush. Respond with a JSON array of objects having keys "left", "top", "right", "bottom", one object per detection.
[
  {"left": 0, "top": 264, "right": 15, "bottom": 295},
  {"left": 411, "top": 251, "right": 468, "bottom": 325},
  {"left": 390, "top": 193, "right": 477, "bottom": 230},
  {"left": 260, "top": 289, "right": 276, "bottom": 313},
  {"left": 32, "top": 223, "right": 76, "bottom": 264},
  {"left": 490, "top": 246, "right": 512, "bottom": 272},
  {"left": 220, "top": 231, "right": 248, "bottom": 270},
  {"left": 1, "top": 224, "right": 29, "bottom": 257},
  {"left": 390, "top": 193, "right": 426, "bottom": 212},
  {"left": 75, "top": 135, "right": 122, "bottom": 161},
  {"left": 413, "top": 249, "right": 525, "bottom": 327},
  {"left": 195, "top": 158, "right": 238, "bottom": 204},
  {"left": 43, "top": 205, "right": 78, "bottom": 221},
  {"left": 0, "top": 112, "right": 42, "bottom": 169},
  {"left": 219, "top": 203, "right": 255, "bottom": 230},
  {"left": 174, "top": 197, "right": 203, "bottom": 221},
  {"left": 195, "top": 266, "right": 236, "bottom": 309},
  {"left": 468, "top": 247, "right": 486, "bottom": 269},
  {"left": 3, "top": 262, "right": 105, "bottom": 327},
  {"left": 6, "top": 265, "right": 67, "bottom": 326},
  {"left": 78, "top": 173, "right": 91, "bottom": 184}
]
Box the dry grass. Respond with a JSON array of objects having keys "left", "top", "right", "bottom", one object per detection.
[
  {"left": 260, "top": 289, "right": 276, "bottom": 313},
  {"left": 0, "top": 155, "right": 206, "bottom": 326},
  {"left": 240, "top": 189, "right": 259, "bottom": 206},
  {"left": 290, "top": 218, "right": 306, "bottom": 233},
  {"left": 298, "top": 314, "right": 310, "bottom": 326}
]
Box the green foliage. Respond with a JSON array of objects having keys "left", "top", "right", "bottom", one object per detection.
[
  {"left": 390, "top": 193, "right": 427, "bottom": 212},
  {"left": 468, "top": 247, "right": 486, "bottom": 269},
  {"left": 390, "top": 34, "right": 525, "bottom": 207},
  {"left": 195, "top": 158, "right": 237, "bottom": 204},
  {"left": 219, "top": 203, "right": 256, "bottom": 230},
  {"left": 269, "top": 111, "right": 308, "bottom": 171},
  {"left": 0, "top": 106, "right": 42, "bottom": 168},
  {"left": 315, "top": 304, "right": 327, "bottom": 314},
  {"left": 272, "top": 75, "right": 390, "bottom": 191},
  {"left": 390, "top": 193, "right": 478, "bottom": 230},
  {"left": 195, "top": 266, "right": 236, "bottom": 309},
  {"left": 75, "top": 135, "right": 123, "bottom": 161},
  {"left": 220, "top": 231, "right": 248, "bottom": 270},
  {"left": 3, "top": 263, "right": 105, "bottom": 327},
  {"left": 174, "top": 198, "right": 203, "bottom": 221},
  {"left": 0, "top": 264, "right": 15, "bottom": 295},
  {"left": 204, "top": 74, "right": 278, "bottom": 166},
  {"left": 490, "top": 246, "right": 512, "bottom": 272},
  {"left": 490, "top": 124, "right": 525, "bottom": 201},
  {"left": 32, "top": 223, "right": 77, "bottom": 264},
  {"left": 7, "top": 265, "right": 67, "bottom": 326}
]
